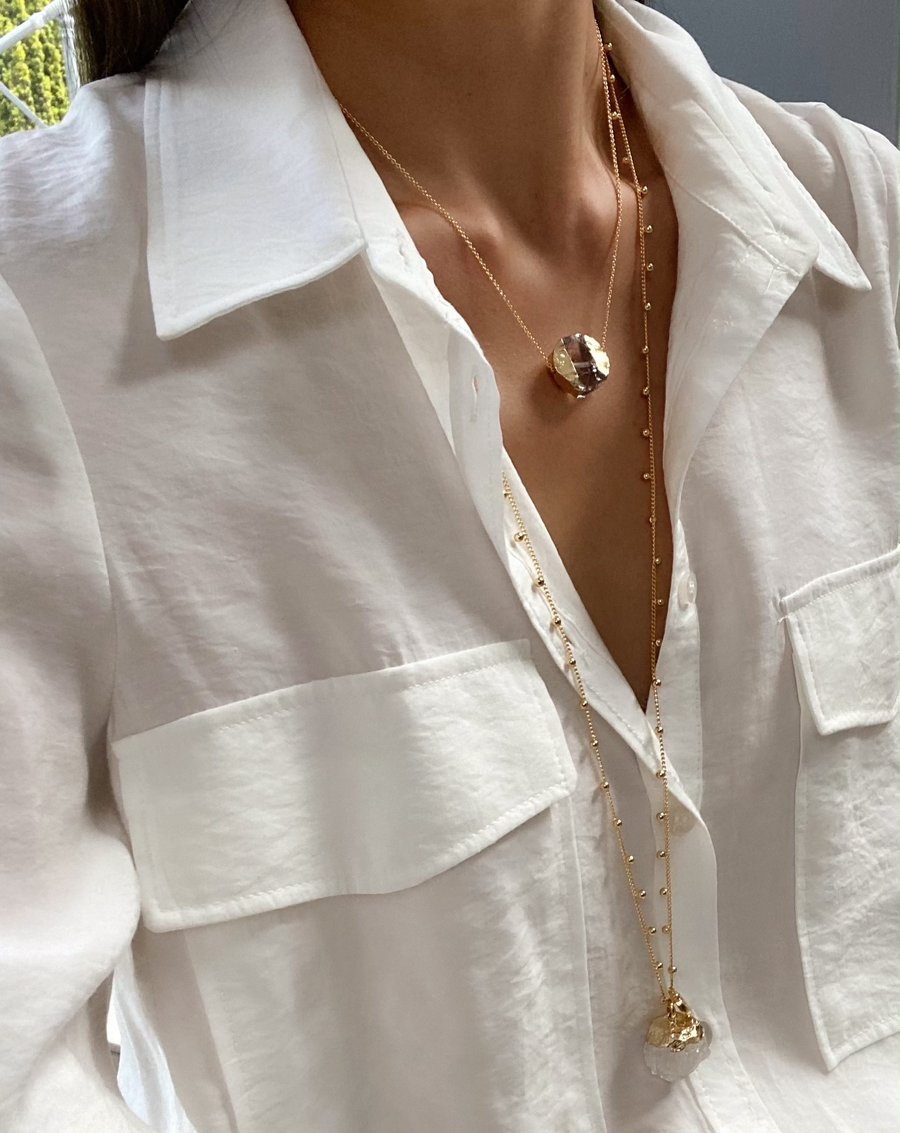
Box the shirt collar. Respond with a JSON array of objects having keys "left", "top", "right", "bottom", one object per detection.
[{"left": 144, "top": 0, "right": 871, "bottom": 341}]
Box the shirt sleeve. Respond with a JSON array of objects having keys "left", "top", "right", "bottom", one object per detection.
[{"left": 0, "top": 274, "right": 151, "bottom": 1131}]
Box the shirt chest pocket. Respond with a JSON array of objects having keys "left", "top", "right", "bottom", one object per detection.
[
  {"left": 779, "top": 544, "right": 900, "bottom": 1071},
  {"left": 110, "top": 638, "right": 598, "bottom": 1133}
]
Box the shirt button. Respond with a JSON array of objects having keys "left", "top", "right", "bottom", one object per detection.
[
  {"left": 677, "top": 571, "right": 697, "bottom": 608},
  {"left": 668, "top": 798, "right": 696, "bottom": 835}
]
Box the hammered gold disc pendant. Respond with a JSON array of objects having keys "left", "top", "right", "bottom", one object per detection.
[
  {"left": 643, "top": 990, "right": 712, "bottom": 1081},
  {"left": 550, "top": 332, "right": 611, "bottom": 398}
]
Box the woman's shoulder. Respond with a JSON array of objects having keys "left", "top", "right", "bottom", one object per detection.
[
  {"left": 721, "top": 77, "right": 899, "bottom": 312},
  {"left": 721, "top": 75, "right": 899, "bottom": 191},
  {"left": 0, "top": 73, "right": 147, "bottom": 266},
  {"left": 0, "top": 73, "right": 150, "bottom": 371}
]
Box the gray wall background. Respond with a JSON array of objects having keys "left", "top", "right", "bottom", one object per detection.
[{"left": 652, "top": 0, "right": 900, "bottom": 145}]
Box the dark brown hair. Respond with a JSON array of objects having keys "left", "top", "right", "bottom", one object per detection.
[
  {"left": 72, "top": 0, "right": 191, "bottom": 85},
  {"left": 72, "top": 0, "right": 648, "bottom": 86}
]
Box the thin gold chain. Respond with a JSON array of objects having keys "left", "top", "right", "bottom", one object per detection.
[
  {"left": 338, "top": 30, "right": 623, "bottom": 375},
  {"left": 339, "top": 25, "right": 677, "bottom": 1006}
]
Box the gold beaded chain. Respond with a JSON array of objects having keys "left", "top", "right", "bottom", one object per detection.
[
  {"left": 505, "top": 32, "right": 673, "bottom": 976},
  {"left": 503, "top": 476, "right": 673, "bottom": 1000},
  {"left": 337, "top": 17, "right": 709, "bottom": 1077},
  {"left": 498, "top": 41, "right": 702, "bottom": 1051}
]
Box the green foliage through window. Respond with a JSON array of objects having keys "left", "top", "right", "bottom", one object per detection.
[{"left": 0, "top": 0, "right": 70, "bottom": 137}]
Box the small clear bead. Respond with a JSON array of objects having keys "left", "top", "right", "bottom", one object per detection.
[
  {"left": 641, "top": 345, "right": 650, "bottom": 354},
  {"left": 657, "top": 850, "right": 667, "bottom": 859},
  {"left": 647, "top": 263, "right": 655, "bottom": 272},
  {"left": 645, "top": 302, "right": 652, "bottom": 311},
  {"left": 660, "top": 887, "right": 669, "bottom": 896},
  {"left": 645, "top": 224, "right": 653, "bottom": 234}
]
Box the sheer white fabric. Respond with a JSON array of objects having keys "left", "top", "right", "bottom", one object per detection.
[{"left": 0, "top": 0, "right": 898, "bottom": 1129}]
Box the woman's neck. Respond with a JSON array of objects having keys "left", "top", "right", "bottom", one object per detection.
[{"left": 286, "top": 0, "right": 623, "bottom": 253}]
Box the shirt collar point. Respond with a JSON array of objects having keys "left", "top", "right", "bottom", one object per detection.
[
  {"left": 148, "top": 229, "right": 369, "bottom": 341},
  {"left": 812, "top": 241, "right": 873, "bottom": 292}
]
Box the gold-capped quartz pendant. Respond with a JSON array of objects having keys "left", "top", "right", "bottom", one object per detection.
[
  {"left": 643, "top": 990, "right": 712, "bottom": 1082},
  {"left": 550, "top": 333, "right": 611, "bottom": 398}
]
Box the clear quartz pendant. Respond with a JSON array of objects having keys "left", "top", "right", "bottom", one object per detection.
[
  {"left": 643, "top": 990, "right": 712, "bottom": 1082},
  {"left": 550, "top": 333, "right": 610, "bottom": 398}
]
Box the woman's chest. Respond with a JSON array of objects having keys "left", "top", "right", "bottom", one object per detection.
[
  {"left": 498, "top": 355, "right": 674, "bottom": 712},
  {"left": 494, "top": 306, "right": 676, "bottom": 711}
]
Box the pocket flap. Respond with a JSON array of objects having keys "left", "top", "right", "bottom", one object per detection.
[
  {"left": 777, "top": 545, "right": 900, "bottom": 735},
  {"left": 111, "top": 638, "right": 577, "bottom": 932}
]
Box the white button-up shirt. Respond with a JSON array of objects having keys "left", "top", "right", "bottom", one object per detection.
[{"left": 1, "top": 0, "right": 898, "bottom": 1129}]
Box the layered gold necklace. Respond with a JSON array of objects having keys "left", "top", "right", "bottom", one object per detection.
[{"left": 338, "top": 16, "right": 711, "bottom": 1082}]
